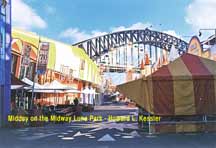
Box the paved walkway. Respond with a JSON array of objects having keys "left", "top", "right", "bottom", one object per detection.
[{"left": 0, "top": 104, "right": 216, "bottom": 148}]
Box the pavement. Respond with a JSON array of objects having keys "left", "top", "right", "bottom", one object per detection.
[{"left": 0, "top": 103, "right": 216, "bottom": 148}]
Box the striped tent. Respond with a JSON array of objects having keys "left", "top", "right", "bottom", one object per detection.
[{"left": 117, "top": 53, "right": 216, "bottom": 116}]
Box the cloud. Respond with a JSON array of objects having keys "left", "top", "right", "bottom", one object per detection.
[
  {"left": 163, "top": 30, "right": 181, "bottom": 39},
  {"left": 60, "top": 22, "right": 152, "bottom": 43},
  {"left": 91, "top": 30, "right": 108, "bottom": 38},
  {"left": 185, "top": 0, "right": 216, "bottom": 31},
  {"left": 111, "top": 22, "right": 152, "bottom": 32},
  {"left": 12, "top": 0, "right": 47, "bottom": 30},
  {"left": 59, "top": 28, "right": 107, "bottom": 43},
  {"left": 60, "top": 24, "right": 182, "bottom": 44}
]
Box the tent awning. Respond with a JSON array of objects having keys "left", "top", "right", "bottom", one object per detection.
[
  {"left": 41, "top": 80, "right": 75, "bottom": 90},
  {"left": 22, "top": 78, "right": 44, "bottom": 90},
  {"left": 117, "top": 53, "right": 216, "bottom": 116},
  {"left": 28, "top": 89, "right": 64, "bottom": 93},
  {"left": 65, "top": 89, "right": 81, "bottom": 93},
  {"left": 11, "top": 75, "right": 29, "bottom": 90}
]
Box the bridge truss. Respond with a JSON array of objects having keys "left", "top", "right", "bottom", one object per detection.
[
  {"left": 73, "top": 29, "right": 188, "bottom": 58},
  {"left": 73, "top": 29, "right": 188, "bottom": 73}
]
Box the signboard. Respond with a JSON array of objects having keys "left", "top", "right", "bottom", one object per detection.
[
  {"left": 60, "top": 64, "right": 69, "bottom": 75},
  {"left": 80, "top": 59, "right": 85, "bottom": 70},
  {"left": 187, "top": 36, "right": 203, "bottom": 56},
  {"left": 21, "top": 43, "right": 31, "bottom": 66},
  {"left": 69, "top": 68, "right": 73, "bottom": 79},
  {"left": 37, "top": 42, "right": 49, "bottom": 74},
  {"left": 60, "top": 65, "right": 74, "bottom": 80}
]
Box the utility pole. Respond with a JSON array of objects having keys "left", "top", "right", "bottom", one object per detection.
[{"left": 31, "top": 37, "right": 41, "bottom": 110}]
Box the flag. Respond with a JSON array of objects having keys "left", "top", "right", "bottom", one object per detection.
[
  {"left": 140, "top": 59, "right": 145, "bottom": 70},
  {"left": 145, "top": 54, "right": 150, "bottom": 65}
]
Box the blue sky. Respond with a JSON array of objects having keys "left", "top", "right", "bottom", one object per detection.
[{"left": 12, "top": 0, "right": 216, "bottom": 44}]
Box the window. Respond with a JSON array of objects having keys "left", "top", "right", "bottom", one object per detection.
[
  {"left": 11, "top": 54, "right": 18, "bottom": 74},
  {"left": 19, "top": 65, "right": 25, "bottom": 79},
  {"left": 19, "top": 62, "right": 35, "bottom": 80},
  {"left": 26, "top": 62, "right": 35, "bottom": 80}
]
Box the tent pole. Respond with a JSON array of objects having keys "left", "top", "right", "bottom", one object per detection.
[
  {"left": 203, "top": 115, "right": 208, "bottom": 133},
  {"left": 148, "top": 113, "right": 152, "bottom": 135},
  {"left": 148, "top": 59, "right": 153, "bottom": 135},
  {"left": 55, "top": 90, "right": 56, "bottom": 105}
]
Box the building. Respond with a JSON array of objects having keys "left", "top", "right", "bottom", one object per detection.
[
  {"left": 201, "top": 35, "right": 216, "bottom": 60},
  {"left": 11, "top": 28, "right": 102, "bottom": 106},
  {"left": 188, "top": 35, "right": 216, "bottom": 61}
]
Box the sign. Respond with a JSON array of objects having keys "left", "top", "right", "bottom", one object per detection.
[
  {"left": 69, "top": 68, "right": 73, "bottom": 79},
  {"left": 60, "top": 65, "right": 74, "bottom": 79},
  {"left": 80, "top": 59, "right": 85, "bottom": 70},
  {"left": 187, "top": 36, "right": 203, "bottom": 56},
  {"left": 37, "top": 42, "right": 49, "bottom": 74},
  {"left": 21, "top": 43, "right": 31, "bottom": 66},
  {"left": 60, "top": 64, "right": 70, "bottom": 75}
]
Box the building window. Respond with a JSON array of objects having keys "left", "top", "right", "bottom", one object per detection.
[
  {"left": 11, "top": 54, "right": 18, "bottom": 74},
  {"left": 26, "top": 62, "right": 36, "bottom": 80},
  {"left": 19, "top": 65, "right": 25, "bottom": 79},
  {"left": 19, "top": 62, "right": 35, "bottom": 80}
]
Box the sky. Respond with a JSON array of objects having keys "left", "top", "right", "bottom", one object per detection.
[{"left": 12, "top": 0, "right": 216, "bottom": 44}]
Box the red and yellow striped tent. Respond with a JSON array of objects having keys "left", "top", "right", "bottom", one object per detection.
[{"left": 117, "top": 53, "right": 216, "bottom": 116}]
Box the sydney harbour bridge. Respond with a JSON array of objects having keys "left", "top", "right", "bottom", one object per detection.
[{"left": 73, "top": 28, "right": 188, "bottom": 84}]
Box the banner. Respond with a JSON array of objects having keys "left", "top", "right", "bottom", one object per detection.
[
  {"left": 21, "top": 43, "right": 31, "bottom": 66},
  {"left": 37, "top": 42, "right": 49, "bottom": 74}
]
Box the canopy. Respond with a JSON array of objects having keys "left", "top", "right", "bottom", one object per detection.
[
  {"left": 117, "top": 53, "right": 216, "bottom": 116},
  {"left": 26, "top": 80, "right": 78, "bottom": 94},
  {"left": 28, "top": 89, "right": 64, "bottom": 93},
  {"left": 11, "top": 75, "right": 29, "bottom": 90},
  {"left": 65, "top": 89, "right": 81, "bottom": 93},
  {"left": 42, "top": 80, "right": 73, "bottom": 90},
  {"left": 22, "top": 78, "right": 44, "bottom": 89}
]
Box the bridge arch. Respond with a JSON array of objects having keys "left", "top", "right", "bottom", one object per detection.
[{"left": 73, "top": 28, "right": 188, "bottom": 60}]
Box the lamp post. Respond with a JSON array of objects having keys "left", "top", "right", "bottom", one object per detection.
[
  {"left": 31, "top": 37, "right": 41, "bottom": 110},
  {"left": 199, "top": 28, "right": 216, "bottom": 44}
]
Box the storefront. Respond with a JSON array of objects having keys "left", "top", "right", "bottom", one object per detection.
[{"left": 11, "top": 29, "right": 102, "bottom": 106}]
